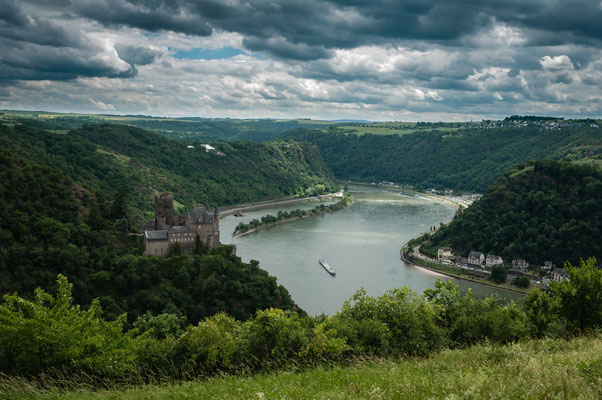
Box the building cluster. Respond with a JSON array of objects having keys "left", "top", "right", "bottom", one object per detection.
[
  {"left": 479, "top": 119, "right": 599, "bottom": 130},
  {"left": 144, "top": 193, "right": 220, "bottom": 256},
  {"left": 437, "top": 247, "right": 568, "bottom": 286}
]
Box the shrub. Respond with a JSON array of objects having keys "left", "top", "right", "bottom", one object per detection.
[
  {"left": 0, "top": 275, "right": 135, "bottom": 377},
  {"left": 242, "top": 308, "right": 313, "bottom": 369}
]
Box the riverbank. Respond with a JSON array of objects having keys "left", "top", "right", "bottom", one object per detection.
[
  {"left": 220, "top": 191, "right": 344, "bottom": 217},
  {"left": 233, "top": 193, "right": 352, "bottom": 237},
  {"left": 400, "top": 244, "right": 528, "bottom": 295},
  {"left": 234, "top": 214, "right": 307, "bottom": 237}
]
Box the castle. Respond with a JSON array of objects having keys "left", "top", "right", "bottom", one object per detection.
[{"left": 144, "top": 193, "right": 220, "bottom": 256}]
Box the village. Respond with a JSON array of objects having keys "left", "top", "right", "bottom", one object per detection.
[{"left": 419, "top": 246, "right": 569, "bottom": 289}]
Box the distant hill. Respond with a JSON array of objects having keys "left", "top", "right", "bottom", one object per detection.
[
  {"left": 422, "top": 160, "right": 602, "bottom": 266},
  {"left": 0, "top": 123, "right": 336, "bottom": 220},
  {"left": 0, "top": 111, "right": 341, "bottom": 142},
  {"left": 283, "top": 126, "right": 601, "bottom": 192}
]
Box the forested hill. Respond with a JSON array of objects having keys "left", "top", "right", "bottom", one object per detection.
[
  {"left": 423, "top": 160, "right": 601, "bottom": 266},
  {"left": 0, "top": 128, "right": 303, "bottom": 325},
  {"left": 283, "top": 127, "right": 601, "bottom": 192},
  {"left": 0, "top": 124, "right": 335, "bottom": 219}
]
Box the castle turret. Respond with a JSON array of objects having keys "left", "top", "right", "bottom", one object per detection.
[{"left": 154, "top": 193, "right": 174, "bottom": 230}]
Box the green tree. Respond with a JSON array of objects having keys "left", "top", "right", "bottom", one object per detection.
[
  {"left": 551, "top": 258, "right": 602, "bottom": 333},
  {"left": 513, "top": 275, "right": 530, "bottom": 288},
  {"left": 0, "top": 275, "right": 133, "bottom": 376},
  {"left": 491, "top": 266, "right": 507, "bottom": 284},
  {"left": 133, "top": 311, "right": 185, "bottom": 339}
]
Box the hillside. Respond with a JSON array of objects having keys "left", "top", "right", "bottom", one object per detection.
[
  {"left": 422, "top": 160, "right": 602, "bottom": 266},
  {"left": 0, "top": 124, "right": 336, "bottom": 219},
  {"left": 283, "top": 126, "right": 601, "bottom": 192},
  {"left": 0, "top": 121, "right": 331, "bottom": 324},
  {"left": 9, "top": 335, "right": 600, "bottom": 399}
]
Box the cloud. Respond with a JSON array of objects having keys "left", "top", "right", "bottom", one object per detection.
[
  {"left": 540, "top": 55, "right": 574, "bottom": 70},
  {"left": 1, "top": 0, "right": 602, "bottom": 120}
]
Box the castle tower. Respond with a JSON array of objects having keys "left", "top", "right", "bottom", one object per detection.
[{"left": 154, "top": 193, "right": 175, "bottom": 230}]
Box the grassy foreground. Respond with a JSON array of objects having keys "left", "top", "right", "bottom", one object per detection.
[{"left": 3, "top": 335, "right": 600, "bottom": 399}]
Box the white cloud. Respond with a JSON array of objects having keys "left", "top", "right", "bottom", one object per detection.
[
  {"left": 88, "top": 98, "right": 115, "bottom": 110},
  {"left": 539, "top": 55, "right": 574, "bottom": 69}
]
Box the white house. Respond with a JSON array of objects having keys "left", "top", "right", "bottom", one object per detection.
[
  {"left": 486, "top": 254, "right": 504, "bottom": 268},
  {"left": 468, "top": 251, "right": 485, "bottom": 266},
  {"left": 438, "top": 247, "right": 453, "bottom": 262},
  {"left": 551, "top": 268, "right": 568, "bottom": 282},
  {"left": 512, "top": 258, "right": 529, "bottom": 272}
]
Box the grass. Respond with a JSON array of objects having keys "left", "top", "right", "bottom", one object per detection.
[{"left": 2, "top": 335, "right": 600, "bottom": 399}]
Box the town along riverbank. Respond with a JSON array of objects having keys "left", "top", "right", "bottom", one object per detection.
[
  {"left": 233, "top": 192, "right": 352, "bottom": 237},
  {"left": 400, "top": 245, "right": 528, "bottom": 295}
]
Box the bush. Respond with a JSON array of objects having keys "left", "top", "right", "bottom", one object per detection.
[
  {"left": 0, "top": 275, "right": 135, "bottom": 377},
  {"left": 551, "top": 257, "right": 602, "bottom": 333},
  {"left": 174, "top": 313, "right": 245, "bottom": 376}
]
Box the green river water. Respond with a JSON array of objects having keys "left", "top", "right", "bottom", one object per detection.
[{"left": 221, "top": 185, "right": 522, "bottom": 316}]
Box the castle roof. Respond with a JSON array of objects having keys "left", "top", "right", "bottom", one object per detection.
[
  {"left": 187, "top": 206, "right": 215, "bottom": 224},
  {"left": 168, "top": 226, "right": 196, "bottom": 234},
  {"left": 145, "top": 230, "right": 168, "bottom": 240}
]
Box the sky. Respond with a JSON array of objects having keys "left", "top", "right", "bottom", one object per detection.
[{"left": 1, "top": 0, "right": 602, "bottom": 121}]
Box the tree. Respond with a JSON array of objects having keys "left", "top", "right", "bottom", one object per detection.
[
  {"left": 551, "top": 257, "right": 602, "bottom": 333},
  {"left": 133, "top": 311, "right": 185, "bottom": 339},
  {"left": 168, "top": 242, "right": 183, "bottom": 257},
  {"left": 513, "top": 275, "right": 530, "bottom": 288},
  {"left": 109, "top": 188, "right": 127, "bottom": 220},
  {"left": 491, "top": 266, "right": 507, "bottom": 284},
  {"left": 194, "top": 234, "right": 207, "bottom": 255},
  {"left": 0, "top": 275, "right": 133, "bottom": 376}
]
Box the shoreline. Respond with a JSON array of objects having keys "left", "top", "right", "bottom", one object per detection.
[
  {"left": 399, "top": 247, "right": 527, "bottom": 296},
  {"left": 220, "top": 191, "right": 343, "bottom": 217},
  {"left": 233, "top": 193, "right": 351, "bottom": 237},
  {"left": 233, "top": 215, "right": 307, "bottom": 237}
]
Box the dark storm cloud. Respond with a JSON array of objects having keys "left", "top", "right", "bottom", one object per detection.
[
  {"left": 52, "top": 0, "right": 602, "bottom": 60},
  {"left": 0, "top": 0, "right": 145, "bottom": 80},
  {"left": 73, "top": 0, "right": 212, "bottom": 36},
  {"left": 0, "top": 42, "right": 137, "bottom": 80},
  {"left": 0, "top": 0, "right": 82, "bottom": 47}
]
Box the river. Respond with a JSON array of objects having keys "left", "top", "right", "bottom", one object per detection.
[{"left": 221, "top": 185, "right": 522, "bottom": 316}]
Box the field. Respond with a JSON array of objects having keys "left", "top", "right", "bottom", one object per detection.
[
  {"left": 2, "top": 335, "right": 600, "bottom": 399},
  {"left": 0, "top": 110, "right": 463, "bottom": 139}
]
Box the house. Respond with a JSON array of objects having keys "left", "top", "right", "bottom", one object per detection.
[
  {"left": 437, "top": 247, "right": 453, "bottom": 262},
  {"left": 512, "top": 258, "right": 529, "bottom": 272},
  {"left": 486, "top": 254, "right": 504, "bottom": 268},
  {"left": 543, "top": 261, "right": 553, "bottom": 271},
  {"left": 468, "top": 251, "right": 485, "bottom": 266},
  {"left": 551, "top": 268, "right": 568, "bottom": 282}
]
